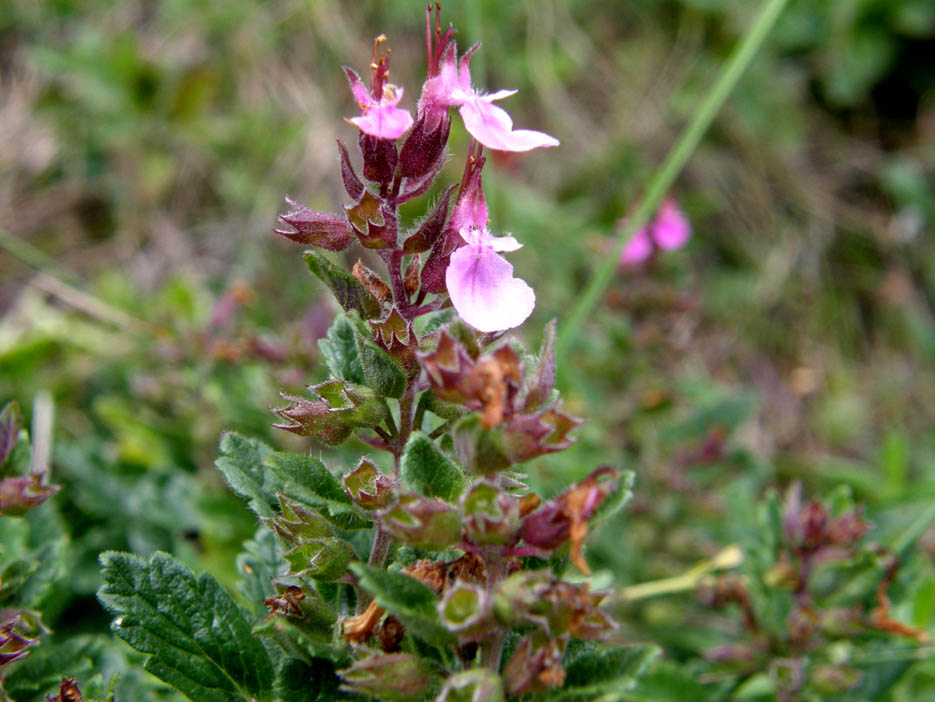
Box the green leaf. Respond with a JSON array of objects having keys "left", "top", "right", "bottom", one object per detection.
[
  {"left": 263, "top": 451, "right": 370, "bottom": 530},
  {"left": 319, "top": 314, "right": 365, "bottom": 385},
  {"left": 351, "top": 563, "right": 454, "bottom": 649},
  {"left": 551, "top": 642, "right": 659, "bottom": 700},
  {"left": 400, "top": 432, "right": 464, "bottom": 502},
  {"left": 590, "top": 470, "right": 634, "bottom": 531},
  {"left": 305, "top": 250, "right": 381, "bottom": 319},
  {"left": 276, "top": 658, "right": 348, "bottom": 702},
  {"left": 215, "top": 432, "right": 278, "bottom": 518},
  {"left": 98, "top": 551, "right": 274, "bottom": 702},
  {"left": 625, "top": 661, "right": 714, "bottom": 701},
  {"left": 236, "top": 527, "right": 281, "bottom": 618},
  {"left": 0, "top": 637, "right": 98, "bottom": 701},
  {"left": 350, "top": 318, "right": 407, "bottom": 399}
]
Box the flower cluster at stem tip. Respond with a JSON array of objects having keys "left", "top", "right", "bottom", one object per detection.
[{"left": 340, "top": 5, "right": 558, "bottom": 332}]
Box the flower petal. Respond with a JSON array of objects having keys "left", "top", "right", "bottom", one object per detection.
[
  {"left": 446, "top": 245, "right": 535, "bottom": 332},
  {"left": 619, "top": 230, "right": 653, "bottom": 266},
  {"left": 350, "top": 105, "right": 414, "bottom": 140},
  {"left": 458, "top": 100, "right": 559, "bottom": 152},
  {"left": 652, "top": 199, "right": 691, "bottom": 251},
  {"left": 459, "top": 227, "right": 522, "bottom": 252}
]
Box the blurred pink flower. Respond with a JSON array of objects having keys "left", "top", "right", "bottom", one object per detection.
[
  {"left": 446, "top": 226, "right": 535, "bottom": 332},
  {"left": 420, "top": 44, "right": 559, "bottom": 153},
  {"left": 619, "top": 198, "right": 691, "bottom": 266},
  {"left": 344, "top": 67, "right": 413, "bottom": 140}
]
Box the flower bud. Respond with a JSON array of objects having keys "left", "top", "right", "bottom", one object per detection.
[
  {"left": 520, "top": 467, "right": 618, "bottom": 574},
  {"left": 359, "top": 132, "right": 398, "bottom": 185},
  {"left": 819, "top": 607, "right": 863, "bottom": 638},
  {"left": 44, "top": 677, "right": 82, "bottom": 702},
  {"left": 437, "top": 669, "right": 504, "bottom": 702},
  {"left": 769, "top": 658, "right": 805, "bottom": 699},
  {"left": 786, "top": 605, "right": 819, "bottom": 645},
  {"left": 398, "top": 112, "right": 450, "bottom": 179},
  {"left": 339, "top": 653, "right": 433, "bottom": 700},
  {"left": 0, "top": 474, "right": 60, "bottom": 517},
  {"left": 346, "top": 191, "right": 395, "bottom": 249},
  {"left": 704, "top": 643, "right": 756, "bottom": 668},
  {"left": 503, "top": 632, "right": 566, "bottom": 697},
  {"left": 370, "top": 309, "right": 418, "bottom": 381},
  {"left": 275, "top": 198, "right": 352, "bottom": 250},
  {"left": 263, "top": 494, "right": 332, "bottom": 544},
  {"left": 379, "top": 494, "right": 461, "bottom": 550},
  {"left": 404, "top": 255, "right": 420, "bottom": 296},
  {"left": 811, "top": 664, "right": 860, "bottom": 694},
  {"left": 343, "top": 458, "right": 394, "bottom": 510},
  {"left": 800, "top": 500, "right": 829, "bottom": 552},
  {"left": 273, "top": 380, "right": 389, "bottom": 444},
  {"left": 438, "top": 581, "right": 494, "bottom": 640},
  {"left": 337, "top": 139, "right": 365, "bottom": 200},
  {"left": 0, "top": 615, "right": 36, "bottom": 667},
  {"left": 827, "top": 509, "right": 870, "bottom": 546},
  {"left": 764, "top": 561, "right": 800, "bottom": 590},
  {"left": 402, "top": 184, "right": 456, "bottom": 253},
  {"left": 353, "top": 261, "right": 392, "bottom": 304},
  {"left": 283, "top": 537, "right": 354, "bottom": 581},
  {"left": 461, "top": 481, "right": 521, "bottom": 546}
]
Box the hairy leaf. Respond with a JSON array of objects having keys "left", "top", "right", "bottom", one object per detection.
[
  {"left": 98, "top": 551, "right": 274, "bottom": 702},
  {"left": 400, "top": 432, "right": 464, "bottom": 502},
  {"left": 319, "top": 314, "right": 366, "bottom": 385},
  {"left": 351, "top": 563, "right": 454, "bottom": 649},
  {"left": 553, "top": 642, "right": 659, "bottom": 700},
  {"left": 215, "top": 433, "right": 278, "bottom": 518},
  {"left": 263, "top": 451, "right": 370, "bottom": 530},
  {"left": 305, "top": 251, "right": 381, "bottom": 319}
]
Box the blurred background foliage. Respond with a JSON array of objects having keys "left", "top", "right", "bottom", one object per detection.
[{"left": 0, "top": 0, "right": 933, "bottom": 699}]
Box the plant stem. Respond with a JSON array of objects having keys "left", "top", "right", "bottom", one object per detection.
[
  {"left": 555, "top": 0, "right": 790, "bottom": 364},
  {"left": 480, "top": 548, "right": 511, "bottom": 671}
]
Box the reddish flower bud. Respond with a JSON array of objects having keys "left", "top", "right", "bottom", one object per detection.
[
  {"left": 461, "top": 481, "right": 521, "bottom": 546},
  {"left": 337, "top": 139, "right": 365, "bottom": 200},
  {"left": 275, "top": 198, "right": 352, "bottom": 250},
  {"left": 403, "top": 254, "right": 420, "bottom": 296},
  {"left": 343, "top": 457, "right": 394, "bottom": 510},
  {"left": 345, "top": 191, "right": 395, "bottom": 249},
  {"left": 811, "top": 665, "right": 861, "bottom": 694},
  {"left": 800, "top": 501, "right": 829, "bottom": 552},
  {"left": 399, "top": 112, "right": 451, "bottom": 179},
  {"left": 45, "top": 677, "right": 82, "bottom": 702},
  {"left": 520, "top": 467, "right": 618, "bottom": 574},
  {"left": 503, "top": 632, "right": 566, "bottom": 697},
  {"left": 359, "top": 132, "right": 398, "bottom": 185},
  {"left": 272, "top": 380, "right": 388, "bottom": 445},
  {"left": 379, "top": 493, "right": 461, "bottom": 550},
  {"left": 0, "top": 613, "right": 41, "bottom": 667},
  {"left": 370, "top": 309, "right": 418, "bottom": 380},
  {"left": 437, "top": 581, "right": 494, "bottom": 640},
  {"left": 0, "top": 475, "right": 60, "bottom": 517},
  {"left": 339, "top": 652, "right": 433, "bottom": 700},
  {"left": 827, "top": 509, "right": 870, "bottom": 546},
  {"left": 403, "top": 184, "right": 456, "bottom": 253},
  {"left": 352, "top": 261, "right": 392, "bottom": 304}
]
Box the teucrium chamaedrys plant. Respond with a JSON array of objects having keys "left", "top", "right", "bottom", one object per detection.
[{"left": 97, "top": 7, "right": 655, "bottom": 701}]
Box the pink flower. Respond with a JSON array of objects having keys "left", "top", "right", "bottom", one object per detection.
[
  {"left": 446, "top": 226, "right": 535, "bottom": 332},
  {"left": 619, "top": 198, "right": 691, "bottom": 266},
  {"left": 420, "top": 44, "right": 558, "bottom": 153},
  {"left": 344, "top": 67, "right": 413, "bottom": 140}
]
